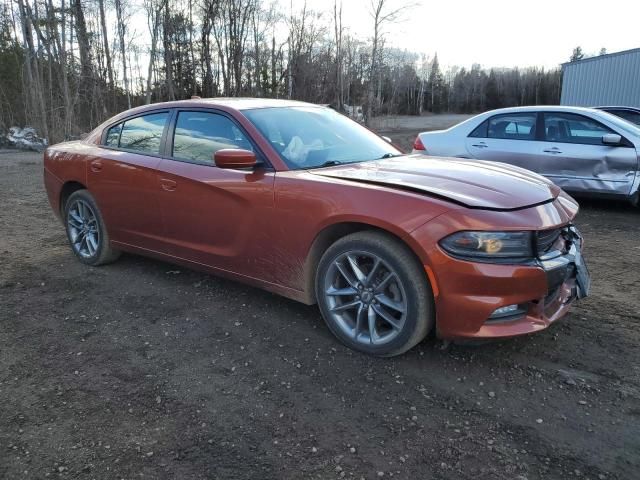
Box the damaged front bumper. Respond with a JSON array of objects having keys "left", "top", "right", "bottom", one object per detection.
[
  {"left": 426, "top": 224, "right": 591, "bottom": 340},
  {"left": 538, "top": 226, "right": 590, "bottom": 300}
]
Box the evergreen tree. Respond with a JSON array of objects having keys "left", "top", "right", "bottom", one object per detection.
[{"left": 570, "top": 46, "right": 585, "bottom": 62}]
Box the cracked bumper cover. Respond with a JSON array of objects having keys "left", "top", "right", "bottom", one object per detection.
[{"left": 418, "top": 224, "right": 590, "bottom": 340}]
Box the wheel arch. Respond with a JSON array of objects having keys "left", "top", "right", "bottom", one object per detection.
[
  {"left": 303, "top": 220, "right": 430, "bottom": 305},
  {"left": 59, "top": 181, "right": 87, "bottom": 216}
]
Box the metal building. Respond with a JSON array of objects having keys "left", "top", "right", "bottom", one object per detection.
[{"left": 561, "top": 48, "right": 640, "bottom": 107}]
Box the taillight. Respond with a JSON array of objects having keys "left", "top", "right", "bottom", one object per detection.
[{"left": 413, "top": 136, "right": 426, "bottom": 151}]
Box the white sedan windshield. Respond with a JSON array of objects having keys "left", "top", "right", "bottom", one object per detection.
[
  {"left": 598, "top": 110, "right": 640, "bottom": 139},
  {"left": 243, "top": 106, "right": 401, "bottom": 169}
]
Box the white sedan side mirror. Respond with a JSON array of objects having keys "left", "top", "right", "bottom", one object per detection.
[{"left": 602, "top": 133, "right": 622, "bottom": 146}]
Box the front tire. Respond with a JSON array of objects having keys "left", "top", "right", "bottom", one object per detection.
[
  {"left": 64, "top": 190, "right": 120, "bottom": 266},
  {"left": 315, "top": 231, "right": 434, "bottom": 357}
]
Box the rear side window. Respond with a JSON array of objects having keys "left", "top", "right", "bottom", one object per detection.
[
  {"left": 118, "top": 112, "right": 169, "bottom": 154},
  {"left": 172, "top": 111, "right": 253, "bottom": 164},
  {"left": 487, "top": 113, "right": 537, "bottom": 140},
  {"left": 469, "top": 120, "right": 488, "bottom": 138},
  {"left": 543, "top": 112, "right": 613, "bottom": 145},
  {"left": 105, "top": 123, "right": 122, "bottom": 146}
]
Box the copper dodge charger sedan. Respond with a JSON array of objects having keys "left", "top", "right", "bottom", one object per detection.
[{"left": 44, "top": 99, "right": 590, "bottom": 356}]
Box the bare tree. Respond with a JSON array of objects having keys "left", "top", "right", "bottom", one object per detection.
[
  {"left": 144, "top": 0, "right": 167, "bottom": 103},
  {"left": 114, "top": 0, "right": 131, "bottom": 108},
  {"left": 0, "top": 0, "right": 563, "bottom": 144},
  {"left": 213, "top": 0, "right": 256, "bottom": 95},
  {"left": 333, "top": 0, "right": 343, "bottom": 108},
  {"left": 16, "top": 0, "right": 48, "bottom": 139},
  {"left": 97, "top": 0, "right": 114, "bottom": 89},
  {"left": 366, "top": 0, "right": 412, "bottom": 124}
]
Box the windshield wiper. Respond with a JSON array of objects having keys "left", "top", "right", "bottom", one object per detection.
[
  {"left": 378, "top": 153, "right": 401, "bottom": 159},
  {"left": 313, "top": 160, "right": 343, "bottom": 168}
]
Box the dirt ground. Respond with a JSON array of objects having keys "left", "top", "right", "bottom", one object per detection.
[{"left": 1, "top": 138, "right": 639, "bottom": 479}]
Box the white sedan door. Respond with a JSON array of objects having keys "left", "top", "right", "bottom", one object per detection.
[
  {"left": 538, "top": 112, "right": 639, "bottom": 196},
  {"left": 464, "top": 112, "right": 543, "bottom": 172}
]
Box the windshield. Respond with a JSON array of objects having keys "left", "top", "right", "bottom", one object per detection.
[
  {"left": 243, "top": 106, "right": 401, "bottom": 169},
  {"left": 597, "top": 110, "right": 640, "bottom": 138}
]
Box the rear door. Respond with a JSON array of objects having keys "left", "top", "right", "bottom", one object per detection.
[
  {"left": 156, "top": 109, "right": 276, "bottom": 278},
  {"left": 88, "top": 111, "right": 169, "bottom": 250},
  {"left": 464, "top": 112, "right": 542, "bottom": 171},
  {"left": 539, "top": 112, "right": 638, "bottom": 195}
]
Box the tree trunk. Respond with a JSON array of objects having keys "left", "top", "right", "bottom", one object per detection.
[
  {"left": 72, "top": 0, "right": 92, "bottom": 80},
  {"left": 146, "top": 0, "right": 164, "bottom": 104},
  {"left": 115, "top": 0, "right": 131, "bottom": 108},
  {"left": 163, "top": 1, "right": 175, "bottom": 100},
  {"left": 189, "top": 0, "right": 197, "bottom": 95},
  {"left": 98, "top": 0, "right": 114, "bottom": 89},
  {"left": 17, "top": 0, "right": 49, "bottom": 140},
  {"left": 333, "top": 0, "right": 343, "bottom": 109},
  {"left": 366, "top": 19, "right": 378, "bottom": 125}
]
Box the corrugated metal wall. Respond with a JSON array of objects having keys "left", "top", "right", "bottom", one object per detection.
[{"left": 561, "top": 48, "right": 640, "bottom": 107}]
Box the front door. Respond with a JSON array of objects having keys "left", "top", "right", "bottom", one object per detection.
[
  {"left": 539, "top": 112, "right": 638, "bottom": 195},
  {"left": 156, "top": 110, "right": 276, "bottom": 278}
]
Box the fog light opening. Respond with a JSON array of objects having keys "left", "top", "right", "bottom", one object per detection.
[
  {"left": 493, "top": 304, "right": 519, "bottom": 316},
  {"left": 487, "top": 304, "right": 527, "bottom": 323}
]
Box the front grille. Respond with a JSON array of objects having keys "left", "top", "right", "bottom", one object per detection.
[{"left": 536, "top": 228, "right": 563, "bottom": 255}]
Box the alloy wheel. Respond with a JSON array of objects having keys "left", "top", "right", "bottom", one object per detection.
[
  {"left": 322, "top": 251, "right": 408, "bottom": 345},
  {"left": 66, "top": 199, "right": 100, "bottom": 258}
]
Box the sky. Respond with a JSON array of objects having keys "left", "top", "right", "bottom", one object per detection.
[{"left": 294, "top": 0, "right": 640, "bottom": 69}]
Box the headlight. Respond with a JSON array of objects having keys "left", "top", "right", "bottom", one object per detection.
[{"left": 439, "top": 231, "right": 534, "bottom": 260}]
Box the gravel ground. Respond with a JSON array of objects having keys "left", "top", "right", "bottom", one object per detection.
[{"left": 1, "top": 148, "right": 639, "bottom": 480}]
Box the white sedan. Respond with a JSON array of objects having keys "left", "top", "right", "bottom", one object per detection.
[{"left": 412, "top": 106, "right": 640, "bottom": 205}]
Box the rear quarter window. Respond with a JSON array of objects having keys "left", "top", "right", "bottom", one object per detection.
[
  {"left": 118, "top": 112, "right": 169, "bottom": 154},
  {"left": 469, "top": 120, "right": 488, "bottom": 138}
]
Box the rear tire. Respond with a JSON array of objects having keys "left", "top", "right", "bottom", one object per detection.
[
  {"left": 315, "top": 231, "right": 434, "bottom": 357},
  {"left": 64, "top": 190, "right": 120, "bottom": 266}
]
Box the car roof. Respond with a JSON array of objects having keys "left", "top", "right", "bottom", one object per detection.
[
  {"left": 117, "top": 98, "right": 317, "bottom": 117},
  {"left": 192, "top": 97, "right": 317, "bottom": 110},
  {"left": 85, "top": 98, "right": 328, "bottom": 146},
  {"left": 480, "top": 105, "right": 605, "bottom": 115},
  {"left": 595, "top": 106, "right": 640, "bottom": 112}
]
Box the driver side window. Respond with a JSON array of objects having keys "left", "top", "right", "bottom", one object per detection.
[
  {"left": 543, "top": 112, "right": 615, "bottom": 145},
  {"left": 172, "top": 111, "right": 253, "bottom": 164}
]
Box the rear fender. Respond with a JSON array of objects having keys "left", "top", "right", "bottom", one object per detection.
[{"left": 44, "top": 143, "right": 89, "bottom": 217}]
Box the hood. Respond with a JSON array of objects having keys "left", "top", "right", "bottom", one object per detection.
[{"left": 310, "top": 155, "right": 560, "bottom": 210}]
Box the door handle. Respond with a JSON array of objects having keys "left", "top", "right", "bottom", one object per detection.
[
  {"left": 90, "top": 160, "right": 103, "bottom": 172},
  {"left": 471, "top": 142, "right": 488, "bottom": 148},
  {"left": 543, "top": 148, "right": 562, "bottom": 154},
  {"left": 160, "top": 178, "right": 177, "bottom": 191}
]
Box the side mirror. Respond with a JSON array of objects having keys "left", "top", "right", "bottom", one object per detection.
[
  {"left": 381, "top": 135, "right": 393, "bottom": 144},
  {"left": 214, "top": 149, "right": 257, "bottom": 169},
  {"left": 602, "top": 133, "right": 622, "bottom": 146}
]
